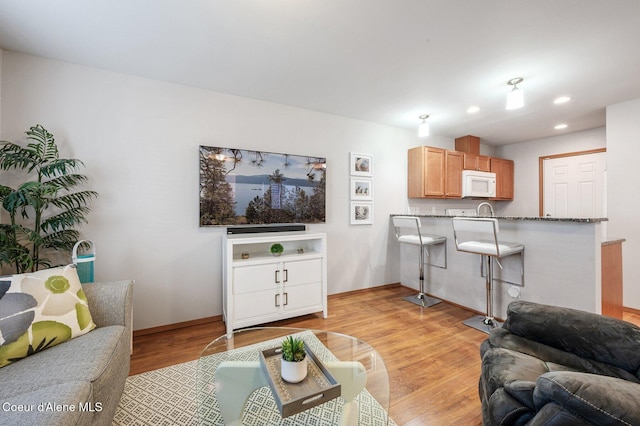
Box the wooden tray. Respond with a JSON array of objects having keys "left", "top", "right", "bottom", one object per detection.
[{"left": 259, "top": 345, "right": 341, "bottom": 418}]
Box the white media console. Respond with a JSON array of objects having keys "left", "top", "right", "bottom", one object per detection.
[{"left": 222, "top": 231, "right": 328, "bottom": 336}]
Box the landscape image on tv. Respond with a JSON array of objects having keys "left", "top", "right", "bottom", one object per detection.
[{"left": 199, "top": 146, "right": 326, "bottom": 226}]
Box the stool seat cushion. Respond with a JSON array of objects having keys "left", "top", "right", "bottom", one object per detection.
[
  {"left": 457, "top": 240, "right": 523, "bottom": 257},
  {"left": 397, "top": 234, "right": 446, "bottom": 246}
]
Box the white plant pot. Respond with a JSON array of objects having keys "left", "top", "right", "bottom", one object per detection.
[{"left": 280, "top": 358, "right": 307, "bottom": 383}]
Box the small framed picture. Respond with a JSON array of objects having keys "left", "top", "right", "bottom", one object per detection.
[
  {"left": 350, "top": 201, "right": 373, "bottom": 225},
  {"left": 350, "top": 177, "right": 373, "bottom": 200},
  {"left": 350, "top": 152, "right": 373, "bottom": 177}
]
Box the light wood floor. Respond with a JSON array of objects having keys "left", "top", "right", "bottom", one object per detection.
[{"left": 130, "top": 285, "right": 640, "bottom": 426}]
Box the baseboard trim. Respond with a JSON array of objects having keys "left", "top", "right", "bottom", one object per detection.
[
  {"left": 623, "top": 306, "right": 640, "bottom": 315},
  {"left": 133, "top": 315, "right": 222, "bottom": 337},
  {"left": 329, "top": 282, "right": 401, "bottom": 299},
  {"left": 133, "top": 283, "right": 404, "bottom": 337}
]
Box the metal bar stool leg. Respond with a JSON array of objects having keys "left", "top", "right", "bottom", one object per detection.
[
  {"left": 403, "top": 244, "right": 442, "bottom": 308},
  {"left": 463, "top": 255, "right": 503, "bottom": 332},
  {"left": 484, "top": 256, "right": 495, "bottom": 325}
]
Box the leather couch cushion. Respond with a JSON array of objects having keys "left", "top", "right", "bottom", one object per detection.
[{"left": 503, "top": 301, "right": 640, "bottom": 375}]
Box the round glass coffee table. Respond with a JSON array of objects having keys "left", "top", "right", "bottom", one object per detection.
[{"left": 197, "top": 327, "right": 390, "bottom": 426}]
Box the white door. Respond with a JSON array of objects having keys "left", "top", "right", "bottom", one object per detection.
[{"left": 543, "top": 152, "right": 606, "bottom": 218}]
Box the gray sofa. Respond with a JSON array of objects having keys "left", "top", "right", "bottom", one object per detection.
[
  {"left": 479, "top": 300, "right": 640, "bottom": 425},
  {"left": 0, "top": 280, "right": 133, "bottom": 426}
]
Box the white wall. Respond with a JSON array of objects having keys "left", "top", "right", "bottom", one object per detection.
[
  {"left": 496, "top": 127, "right": 606, "bottom": 217},
  {"left": 0, "top": 51, "right": 419, "bottom": 330},
  {"left": 607, "top": 99, "right": 640, "bottom": 310},
  {"left": 0, "top": 50, "right": 3, "bottom": 137}
]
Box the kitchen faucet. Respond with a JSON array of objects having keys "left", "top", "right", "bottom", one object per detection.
[{"left": 477, "top": 202, "right": 495, "bottom": 217}]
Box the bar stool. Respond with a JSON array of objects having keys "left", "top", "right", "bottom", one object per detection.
[
  {"left": 452, "top": 217, "right": 524, "bottom": 333},
  {"left": 392, "top": 216, "right": 447, "bottom": 307}
]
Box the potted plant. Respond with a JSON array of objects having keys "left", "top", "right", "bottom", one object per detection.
[
  {"left": 0, "top": 125, "right": 98, "bottom": 273},
  {"left": 280, "top": 335, "right": 307, "bottom": 383},
  {"left": 270, "top": 243, "right": 284, "bottom": 256}
]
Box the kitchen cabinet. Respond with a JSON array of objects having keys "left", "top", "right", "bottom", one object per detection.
[
  {"left": 491, "top": 158, "right": 514, "bottom": 200},
  {"left": 445, "top": 150, "right": 463, "bottom": 197},
  {"left": 462, "top": 153, "right": 491, "bottom": 172},
  {"left": 222, "top": 232, "right": 327, "bottom": 335},
  {"left": 408, "top": 146, "right": 445, "bottom": 198},
  {"left": 409, "top": 144, "right": 513, "bottom": 200},
  {"left": 455, "top": 135, "right": 480, "bottom": 154}
]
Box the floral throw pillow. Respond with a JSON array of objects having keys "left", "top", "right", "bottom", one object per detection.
[{"left": 0, "top": 265, "right": 96, "bottom": 368}]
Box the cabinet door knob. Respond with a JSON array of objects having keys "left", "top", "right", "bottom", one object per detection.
[
  {"left": 275, "top": 270, "right": 280, "bottom": 283},
  {"left": 283, "top": 292, "right": 288, "bottom": 306},
  {"left": 284, "top": 269, "right": 288, "bottom": 283},
  {"left": 275, "top": 294, "right": 280, "bottom": 307}
]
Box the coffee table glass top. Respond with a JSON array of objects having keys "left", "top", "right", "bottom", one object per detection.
[{"left": 197, "top": 327, "right": 390, "bottom": 426}]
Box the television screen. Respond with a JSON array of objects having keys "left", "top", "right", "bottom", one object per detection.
[{"left": 199, "top": 146, "right": 326, "bottom": 226}]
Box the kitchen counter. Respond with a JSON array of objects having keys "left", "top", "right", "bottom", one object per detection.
[
  {"left": 391, "top": 214, "right": 613, "bottom": 320},
  {"left": 391, "top": 213, "right": 608, "bottom": 223},
  {"left": 602, "top": 238, "right": 626, "bottom": 246}
]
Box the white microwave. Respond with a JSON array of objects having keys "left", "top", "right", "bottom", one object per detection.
[{"left": 462, "top": 170, "right": 496, "bottom": 198}]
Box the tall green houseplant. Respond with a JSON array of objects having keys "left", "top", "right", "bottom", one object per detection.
[{"left": 0, "top": 125, "right": 98, "bottom": 273}]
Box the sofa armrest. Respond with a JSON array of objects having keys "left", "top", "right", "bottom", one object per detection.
[
  {"left": 534, "top": 371, "right": 640, "bottom": 425},
  {"left": 503, "top": 301, "right": 640, "bottom": 373},
  {"left": 82, "top": 280, "right": 133, "bottom": 332}
]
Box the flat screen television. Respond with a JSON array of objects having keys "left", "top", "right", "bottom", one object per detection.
[{"left": 199, "top": 146, "right": 326, "bottom": 226}]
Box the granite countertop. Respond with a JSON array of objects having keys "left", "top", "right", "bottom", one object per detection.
[
  {"left": 602, "top": 238, "right": 626, "bottom": 246},
  {"left": 390, "top": 214, "right": 608, "bottom": 223}
]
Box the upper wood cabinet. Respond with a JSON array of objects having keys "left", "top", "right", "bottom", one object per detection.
[
  {"left": 455, "top": 135, "right": 480, "bottom": 154},
  {"left": 408, "top": 146, "right": 462, "bottom": 198},
  {"left": 491, "top": 157, "right": 514, "bottom": 200},
  {"left": 408, "top": 146, "right": 445, "bottom": 198},
  {"left": 409, "top": 144, "right": 514, "bottom": 200},
  {"left": 445, "top": 150, "right": 463, "bottom": 198},
  {"left": 462, "top": 153, "right": 491, "bottom": 172}
]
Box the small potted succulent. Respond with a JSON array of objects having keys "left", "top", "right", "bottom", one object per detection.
[
  {"left": 280, "top": 335, "right": 307, "bottom": 383},
  {"left": 270, "top": 243, "right": 284, "bottom": 256}
]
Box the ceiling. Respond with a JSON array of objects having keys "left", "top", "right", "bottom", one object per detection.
[{"left": 1, "top": 1, "right": 640, "bottom": 146}]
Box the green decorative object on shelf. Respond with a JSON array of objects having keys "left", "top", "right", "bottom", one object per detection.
[{"left": 270, "top": 243, "right": 284, "bottom": 256}]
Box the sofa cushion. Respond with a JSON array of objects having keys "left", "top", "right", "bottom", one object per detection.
[
  {"left": 0, "top": 324, "right": 125, "bottom": 399},
  {"left": 481, "top": 347, "right": 579, "bottom": 411},
  {"left": 487, "top": 327, "right": 640, "bottom": 383},
  {"left": 534, "top": 372, "right": 640, "bottom": 426},
  {"left": 502, "top": 300, "right": 640, "bottom": 375},
  {"left": 0, "top": 381, "right": 94, "bottom": 426},
  {"left": 0, "top": 265, "right": 96, "bottom": 367}
]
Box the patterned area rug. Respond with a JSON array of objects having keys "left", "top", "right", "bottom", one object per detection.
[{"left": 113, "top": 332, "right": 395, "bottom": 426}]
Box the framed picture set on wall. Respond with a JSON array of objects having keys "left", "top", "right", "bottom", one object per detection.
[
  {"left": 350, "top": 177, "right": 373, "bottom": 201},
  {"left": 350, "top": 201, "right": 373, "bottom": 225},
  {"left": 349, "top": 152, "right": 373, "bottom": 177},
  {"left": 349, "top": 152, "right": 373, "bottom": 225}
]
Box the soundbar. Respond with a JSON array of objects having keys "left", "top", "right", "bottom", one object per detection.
[{"left": 226, "top": 224, "right": 306, "bottom": 235}]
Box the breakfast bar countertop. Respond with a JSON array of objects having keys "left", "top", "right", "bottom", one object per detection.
[
  {"left": 391, "top": 213, "right": 614, "bottom": 320},
  {"left": 390, "top": 214, "right": 608, "bottom": 223}
]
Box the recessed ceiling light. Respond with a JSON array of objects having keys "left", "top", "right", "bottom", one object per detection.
[
  {"left": 467, "top": 106, "right": 480, "bottom": 114},
  {"left": 554, "top": 123, "right": 568, "bottom": 130},
  {"left": 554, "top": 96, "right": 572, "bottom": 104}
]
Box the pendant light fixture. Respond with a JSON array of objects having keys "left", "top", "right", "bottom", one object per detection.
[
  {"left": 506, "top": 77, "right": 524, "bottom": 110},
  {"left": 418, "top": 114, "right": 430, "bottom": 137}
]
